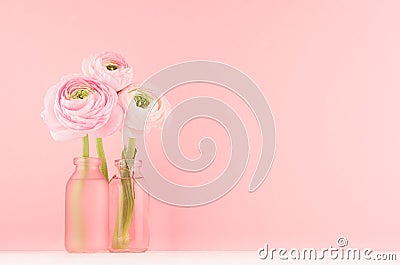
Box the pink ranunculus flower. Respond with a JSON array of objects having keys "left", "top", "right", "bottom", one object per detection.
[
  {"left": 81, "top": 51, "right": 133, "bottom": 92},
  {"left": 119, "top": 85, "right": 171, "bottom": 137},
  {"left": 41, "top": 75, "right": 124, "bottom": 141}
]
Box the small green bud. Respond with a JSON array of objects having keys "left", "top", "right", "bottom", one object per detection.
[
  {"left": 105, "top": 63, "right": 119, "bottom": 71},
  {"left": 70, "top": 88, "right": 91, "bottom": 100},
  {"left": 134, "top": 91, "right": 154, "bottom": 109}
]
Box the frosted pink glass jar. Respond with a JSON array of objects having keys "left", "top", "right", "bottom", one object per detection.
[
  {"left": 109, "top": 159, "right": 149, "bottom": 252},
  {"left": 65, "top": 157, "right": 109, "bottom": 253}
]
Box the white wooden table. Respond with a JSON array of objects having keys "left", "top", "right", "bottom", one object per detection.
[{"left": 0, "top": 251, "right": 398, "bottom": 265}]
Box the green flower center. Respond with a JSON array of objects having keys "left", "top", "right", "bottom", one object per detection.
[
  {"left": 70, "top": 88, "right": 91, "bottom": 99},
  {"left": 134, "top": 91, "right": 154, "bottom": 109},
  {"left": 105, "top": 63, "right": 119, "bottom": 71}
]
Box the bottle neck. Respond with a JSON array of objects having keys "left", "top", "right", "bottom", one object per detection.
[
  {"left": 75, "top": 165, "right": 101, "bottom": 170},
  {"left": 116, "top": 166, "right": 142, "bottom": 178},
  {"left": 114, "top": 159, "right": 142, "bottom": 179},
  {"left": 72, "top": 157, "right": 103, "bottom": 179}
]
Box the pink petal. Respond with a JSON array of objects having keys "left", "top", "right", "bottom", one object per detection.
[
  {"left": 41, "top": 85, "right": 65, "bottom": 132},
  {"left": 92, "top": 103, "right": 124, "bottom": 137},
  {"left": 50, "top": 129, "right": 86, "bottom": 141}
]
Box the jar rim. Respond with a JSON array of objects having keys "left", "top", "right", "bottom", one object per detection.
[
  {"left": 73, "top": 157, "right": 102, "bottom": 166},
  {"left": 114, "top": 159, "right": 142, "bottom": 167}
]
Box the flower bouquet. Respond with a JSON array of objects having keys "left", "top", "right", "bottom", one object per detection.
[{"left": 41, "top": 52, "right": 169, "bottom": 252}]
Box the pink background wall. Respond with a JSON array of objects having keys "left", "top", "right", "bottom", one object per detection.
[{"left": 1, "top": 0, "right": 400, "bottom": 250}]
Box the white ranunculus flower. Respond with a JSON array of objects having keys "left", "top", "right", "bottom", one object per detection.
[{"left": 119, "top": 85, "right": 171, "bottom": 137}]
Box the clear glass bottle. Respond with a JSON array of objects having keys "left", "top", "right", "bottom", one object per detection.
[
  {"left": 109, "top": 159, "right": 149, "bottom": 252},
  {"left": 65, "top": 157, "right": 109, "bottom": 253}
]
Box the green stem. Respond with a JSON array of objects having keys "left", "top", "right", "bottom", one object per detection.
[
  {"left": 71, "top": 134, "right": 89, "bottom": 250},
  {"left": 96, "top": 138, "right": 109, "bottom": 182},
  {"left": 82, "top": 135, "right": 89, "bottom": 158},
  {"left": 112, "top": 137, "right": 137, "bottom": 250},
  {"left": 126, "top": 138, "right": 137, "bottom": 161}
]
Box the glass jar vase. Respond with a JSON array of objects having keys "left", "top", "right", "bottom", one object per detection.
[
  {"left": 109, "top": 159, "right": 149, "bottom": 252},
  {"left": 65, "top": 157, "right": 109, "bottom": 253}
]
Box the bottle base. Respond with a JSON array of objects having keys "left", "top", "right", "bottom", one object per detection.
[
  {"left": 65, "top": 249, "right": 109, "bottom": 253},
  {"left": 108, "top": 248, "right": 148, "bottom": 253}
]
